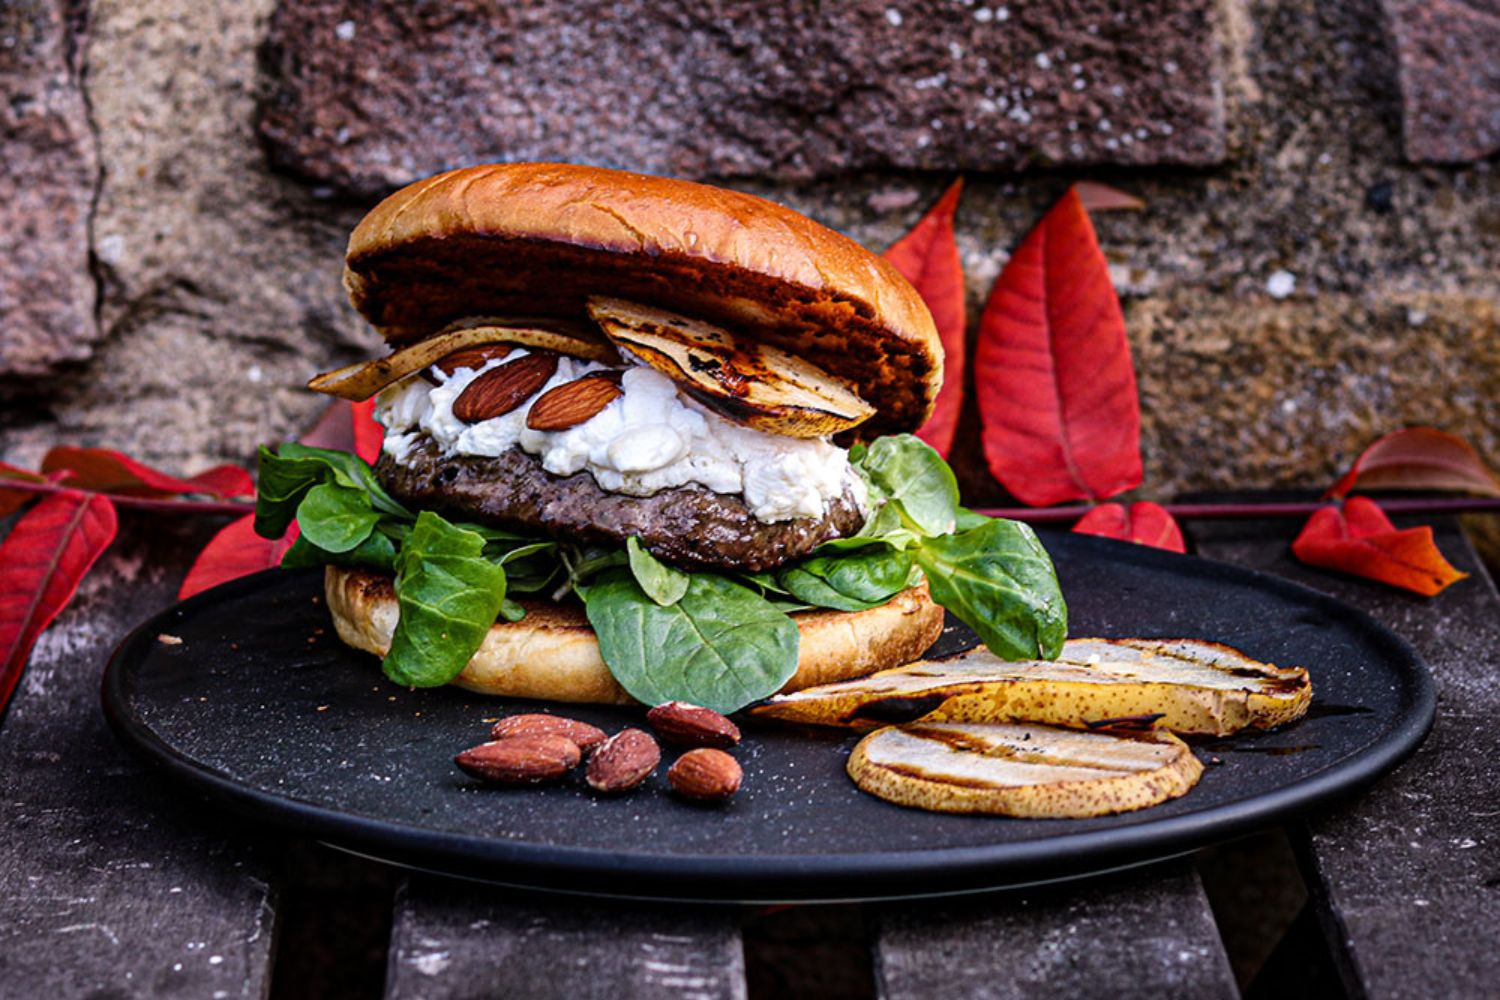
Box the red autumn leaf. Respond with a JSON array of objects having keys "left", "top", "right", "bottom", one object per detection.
[
  {"left": 1072, "top": 501, "right": 1186, "bottom": 553},
  {"left": 1291, "top": 496, "right": 1467, "bottom": 597},
  {"left": 40, "top": 446, "right": 254, "bottom": 500},
  {"left": 884, "top": 178, "right": 966, "bottom": 457},
  {"left": 352, "top": 397, "right": 385, "bottom": 465},
  {"left": 1326, "top": 427, "right": 1500, "bottom": 499},
  {"left": 299, "top": 400, "right": 357, "bottom": 452},
  {"left": 179, "top": 515, "right": 300, "bottom": 600},
  {"left": 1072, "top": 181, "right": 1146, "bottom": 213},
  {"left": 0, "top": 461, "right": 48, "bottom": 518},
  {"left": 0, "top": 490, "right": 119, "bottom": 716},
  {"left": 299, "top": 399, "right": 385, "bottom": 465},
  {"left": 974, "top": 187, "right": 1143, "bottom": 505}
]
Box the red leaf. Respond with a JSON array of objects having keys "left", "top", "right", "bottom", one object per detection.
[
  {"left": 299, "top": 399, "right": 384, "bottom": 463},
  {"left": 1072, "top": 181, "right": 1146, "bottom": 213},
  {"left": 884, "top": 179, "right": 966, "bottom": 456},
  {"left": 352, "top": 398, "right": 385, "bottom": 465},
  {"left": 975, "top": 187, "right": 1142, "bottom": 505},
  {"left": 1326, "top": 427, "right": 1500, "bottom": 499},
  {"left": 179, "top": 515, "right": 299, "bottom": 600},
  {"left": 1072, "top": 501, "right": 1186, "bottom": 552},
  {"left": 299, "top": 400, "right": 357, "bottom": 452},
  {"left": 1291, "top": 496, "right": 1467, "bottom": 596},
  {"left": 40, "top": 447, "right": 254, "bottom": 499},
  {"left": 0, "top": 461, "right": 47, "bottom": 518},
  {"left": 0, "top": 490, "right": 118, "bottom": 716}
]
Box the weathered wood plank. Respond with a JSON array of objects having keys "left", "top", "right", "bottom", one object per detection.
[
  {"left": 874, "top": 861, "right": 1237, "bottom": 1000},
  {"left": 385, "top": 874, "right": 746, "bottom": 1000},
  {"left": 0, "top": 518, "right": 279, "bottom": 999},
  {"left": 1192, "top": 513, "right": 1500, "bottom": 999}
]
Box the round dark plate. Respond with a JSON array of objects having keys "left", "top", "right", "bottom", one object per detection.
[{"left": 102, "top": 532, "right": 1434, "bottom": 902}]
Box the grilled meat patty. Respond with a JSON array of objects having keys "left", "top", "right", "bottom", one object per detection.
[{"left": 376, "top": 436, "right": 866, "bottom": 572}]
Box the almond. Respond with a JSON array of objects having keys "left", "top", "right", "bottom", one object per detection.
[
  {"left": 432, "top": 343, "right": 514, "bottom": 378},
  {"left": 490, "top": 713, "right": 607, "bottom": 754},
  {"left": 667, "top": 748, "right": 742, "bottom": 802},
  {"left": 454, "top": 734, "right": 581, "bottom": 785},
  {"left": 452, "top": 352, "right": 559, "bottom": 423},
  {"left": 647, "top": 701, "right": 741, "bottom": 749},
  {"left": 526, "top": 372, "right": 624, "bottom": 430},
  {"left": 585, "top": 728, "right": 660, "bottom": 794}
]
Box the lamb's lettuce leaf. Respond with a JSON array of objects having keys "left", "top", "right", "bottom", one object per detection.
[
  {"left": 778, "top": 543, "right": 914, "bottom": 612},
  {"left": 914, "top": 518, "right": 1068, "bottom": 660},
  {"left": 583, "top": 571, "right": 799, "bottom": 713},
  {"left": 854, "top": 434, "right": 959, "bottom": 537},
  {"left": 383, "top": 511, "right": 508, "bottom": 687},
  {"left": 627, "top": 536, "right": 690, "bottom": 606}
]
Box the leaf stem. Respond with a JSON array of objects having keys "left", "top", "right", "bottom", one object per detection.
[
  {"left": 0, "top": 478, "right": 253, "bottom": 517},
  {"left": 976, "top": 496, "right": 1500, "bottom": 524}
]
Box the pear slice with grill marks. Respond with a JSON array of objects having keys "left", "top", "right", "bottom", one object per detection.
[
  {"left": 848, "top": 721, "right": 1203, "bottom": 817},
  {"left": 307, "top": 317, "right": 619, "bottom": 401},
  {"left": 752, "top": 637, "right": 1311, "bottom": 736},
  {"left": 586, "top": 296, "right": 875, "bottom": 438}
]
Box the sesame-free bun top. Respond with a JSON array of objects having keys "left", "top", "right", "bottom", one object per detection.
[{"left": 344, "top": 162, "right": 941, "bottom": 437}]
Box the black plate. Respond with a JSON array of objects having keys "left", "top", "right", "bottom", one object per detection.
[{"left": 102, "top": 532, "right": 1434, "bottom": 902}]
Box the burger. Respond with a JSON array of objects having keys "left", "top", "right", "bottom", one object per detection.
[{"left": 254, "top": 163, "right": 1067, "bottom": 714}]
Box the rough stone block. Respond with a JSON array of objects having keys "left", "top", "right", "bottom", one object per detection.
[
  {"left": 258, "top": 0, "right": 1226, "bottom": 199},
  {"left": 0, "top": 0, "right": 98, "bottom": 380},
  {"left": 0, "top": 0, "right": 373, "bottom": 474},
  {"left": 1386, "top": 0, "right": 1500, "bottom": 162}
]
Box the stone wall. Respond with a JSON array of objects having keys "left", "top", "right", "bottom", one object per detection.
[{"left": 3, "top": 0, "right": 1497, "bottom": 512}]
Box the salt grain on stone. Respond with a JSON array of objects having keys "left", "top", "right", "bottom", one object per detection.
[{"left": 1266, "top": 270, "right": 1297, "bottom": 299}]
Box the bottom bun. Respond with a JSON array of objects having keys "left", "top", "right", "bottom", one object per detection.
[{"left": 325, "top": 565, "right": 946, "bottom": 704}]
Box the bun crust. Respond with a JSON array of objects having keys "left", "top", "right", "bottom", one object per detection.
[
  {"left": 343, "top": 162, "right": 940, "bottom": 437},
  {"left": 325, "top": 566, "right": 945, "bottom": 704}
]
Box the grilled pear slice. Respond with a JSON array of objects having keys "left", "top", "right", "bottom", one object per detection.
[
  {"left": 586, "top": 296, "right": 875, "bottom": 438},
  {"left": 308, "top": 317, "right": 618, "bottom": 401},
  {"left": 753, "top": 637, "right": 1311, "bottom": 736},
  {"left": 848, "top": 721, "right": 1203, "bottom": 817}
]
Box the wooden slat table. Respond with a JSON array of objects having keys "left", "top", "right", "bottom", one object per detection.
[
  {"left": 1192, "top": 514, "right": 1500, "bottom": 999},
  {"left": 0, "top": 519, "right": 278, "bottom": 999},
  {"left": 1, "top": 507, "right": 1494, "bottom": 999}
]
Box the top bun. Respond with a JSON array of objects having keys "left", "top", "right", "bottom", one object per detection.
[{"left": 344, "top": 163, "right": 940, "bottom": 437}]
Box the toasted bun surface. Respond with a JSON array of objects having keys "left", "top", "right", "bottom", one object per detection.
[
  {"left": 344, "top": 163, "right": 940, "bottom": 437},
  {"left": 326, "top": 566, "right": 945, "bottom": 704}
]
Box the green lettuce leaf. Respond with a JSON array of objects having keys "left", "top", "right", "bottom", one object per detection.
[
  {"left": 856, "top": 434, "right": 959, "bottom": 537},
  {"left": 626, "top": 536, "right": 690, "bottom": 606},
  {"left": 383, "top": 511, "right": 508, "bottom": 687},
  {"left": 281, "top": 529, "right": 397, "bottom": 572},
  {"left": 295, "top": 482, "right": 382, "bottom": 553},
  {"left": 255, "top": 443, "right": 408, "bottom": 538},
  {"left": 914, "top": 518, "right": 1067, "bottom": 660},
  {"left": 583, "top": 571, "right": 799, "bottom": 713},
  {"left": 778, "top": 543, "right": 914, "bottom": 612}
]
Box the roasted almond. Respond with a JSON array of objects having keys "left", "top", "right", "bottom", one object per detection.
[
  {"left": 526, "top": 372, "right": 625, "bottom": 430},
  {"left": 452, "top": 352, "right": 559, "bottom": 423},
  {"left": 454, "top": 734, "right": 581, "bottom": 785},
  {"left": 667, "top": 748, "right": 742, "bottom": 802},
  {"left": 491, "top": 713, "right": 607, "bottom": 754},
  {"left": 432, "top": 343, "right": 514, "bottom": 378},
  {"left": 585, "top": 728, "right": 660, "bottom": 794},
  {"left": 647, "top": 701, "right": 742, "bottom": 749}
]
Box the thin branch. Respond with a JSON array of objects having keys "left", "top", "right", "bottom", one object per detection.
[
  {"left": 976, "top": 496, "right": 1500, "bottom": 524},
  {"left": 0, "top": 478, "right": 253, "bottom": 517}
]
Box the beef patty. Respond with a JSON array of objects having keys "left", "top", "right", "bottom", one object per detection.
[{"left": 376, "top": 436, "right": 866, "bottom": 572}]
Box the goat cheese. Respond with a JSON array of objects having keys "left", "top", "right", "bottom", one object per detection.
[{"left": 373, "top": 352, "right": 862, "bottom": 523}]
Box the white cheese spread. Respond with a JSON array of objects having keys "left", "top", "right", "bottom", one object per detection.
[{"left": 374, "top": 352, "right": 864, "bottom": 523}]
